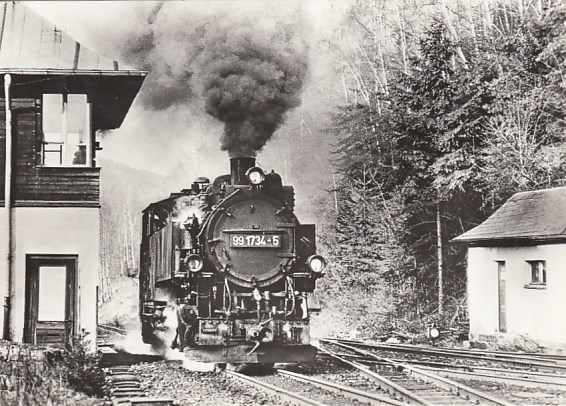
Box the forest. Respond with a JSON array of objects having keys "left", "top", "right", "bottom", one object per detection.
[{"left": 99, "top": 0, "right": 565, "bottom": 339}]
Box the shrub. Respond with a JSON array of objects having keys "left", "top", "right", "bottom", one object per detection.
[
  {"left": 0, "top": 331, "right": 106, "bottom": 405},
  {"left": 55, "top": 330, "right": 108, "bottom": 398}
]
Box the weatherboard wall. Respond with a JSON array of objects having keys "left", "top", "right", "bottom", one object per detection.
[
  {"left": 467, "top": 244, "right": 566, "bottom": 348},
  {"left": 0, "top": 98, "right": 101, "bottom": 207}
]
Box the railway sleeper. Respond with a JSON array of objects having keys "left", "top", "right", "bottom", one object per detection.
[{"left": 107, "top": 365, "right": 173, "bottom": 406}]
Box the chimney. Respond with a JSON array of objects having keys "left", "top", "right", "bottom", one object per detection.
[{"left": 230, "top": 156, "right": 255, "bottom": 185}]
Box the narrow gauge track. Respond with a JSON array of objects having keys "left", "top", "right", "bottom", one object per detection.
[
  {"left": 225, "top": 368, "right": 406, "bottom": 405},
  {"left": 97, "top": 325, "right": 172, "bottom": 405},
  {"left": 320, "top": 341, "right": 512, "bottom": 405},
  {"left": 107, "top": 365, "right": 172, "bottom": 406},
  {"left": 324, "top": 338, "right": 566, "bottom": 390},
  {"left": 98, "top": 324, "right": 129, "bottom": 348},
  {"left": 330, "top": 338, "right": 566, "bottom": 372}
]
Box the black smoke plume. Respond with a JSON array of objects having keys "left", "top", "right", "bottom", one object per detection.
[{"left": 118, "top": 4, "right": 308, "bottom": 157}]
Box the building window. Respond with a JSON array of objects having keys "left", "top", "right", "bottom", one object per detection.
[
  {"left": 526, "top": 260, "right": 546, "bottom": 288},
  {"left": 42, "top": 94, "right": 91, "bottom": 167}
]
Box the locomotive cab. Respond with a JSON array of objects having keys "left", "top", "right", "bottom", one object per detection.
[{"left": 139, "top": 157, "right": 325, "bottom": 363}]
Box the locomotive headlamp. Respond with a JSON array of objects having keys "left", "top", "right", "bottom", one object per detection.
[
  {"left": 245, "top": 167, "right": 265, "bottom": 185},
  {"left": 186, "top": 254, "right": 204, "bottom": 272},
  {"left": 307, "top": 255, "right": 326, "bottom": 273}
]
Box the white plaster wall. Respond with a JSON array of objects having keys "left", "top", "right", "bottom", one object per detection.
[
  {"left": 468, "top": 244, "right": 566, "bottom": 346},
  {"left": 12, "top": 207, "right": 99, "bottom": 351},
  {"left": 0, "top": 207, "right": 7, "bottom": 339}
]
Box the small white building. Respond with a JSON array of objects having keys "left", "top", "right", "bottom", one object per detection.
[
  {"left": 454, "top": 186, "right": 566, "bottom": 350},
  {"left": 0, "top": 3, "right": 145, "bottom": 350}
]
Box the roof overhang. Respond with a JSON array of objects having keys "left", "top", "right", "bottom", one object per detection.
[
  {"left": 0, "top": 68, "right": 147, "bottom": 130},
  {"left": 454, "top": 236, "right": 566, "bottom": 247}
]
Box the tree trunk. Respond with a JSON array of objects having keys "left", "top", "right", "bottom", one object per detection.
[{"left": 437, "top": 201, "right": 444, "bottom": 315}]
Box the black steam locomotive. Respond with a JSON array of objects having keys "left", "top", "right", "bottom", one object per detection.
[{"left": 139, "top": 157, "right": 325, "bottom": 363}]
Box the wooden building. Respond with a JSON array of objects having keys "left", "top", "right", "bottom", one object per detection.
[
  {"left": 454, "top": 186, "right": 566, "bottom": 349},
  {"left": 0, "top": 3, "right": 146, "bottom": 349}
]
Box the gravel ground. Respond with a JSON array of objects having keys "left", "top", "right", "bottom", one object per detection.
[
  {"left": 131, "top": 360, "right": 285, "bottom": 405},
  {"left": 251, "top": 370, "right": 371, "bottom": 406},
  {"left": 118, "top": 356, "right": 566, "bottom": 405},
  {"left": 284, "top": 358, "right": 391, "bottom": 394}
]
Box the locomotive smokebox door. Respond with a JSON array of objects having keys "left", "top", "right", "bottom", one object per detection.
[{"left": 205, "top": 192, "right": 296, "bottom": 288}]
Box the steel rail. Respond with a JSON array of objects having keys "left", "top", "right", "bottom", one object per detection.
[
  {"left": 99, "top": 324, "right": 128, "bottom": 336},
  {"left": 390, "top": 358, "right": 566, "bottom": 385},
  {"left": 277, "top": 369, "right": 406, "bottom": 406},
  {"left": 327, "top": 338, "right": 566, "bottom": 371},
  {"left": 323, "top": 351, "right": 566, "bottom": 382},
  {"left": 223, "top": 370, "right": 329, "bottom": 406},
  {"left": 318, "top": 347, "right": 433, "bottom": 405},
  {"left": 322, "top": 340, "right": 513, "bottom": 406},
  {"left": 417, "top": 365, "right": 566, "bottom": 390},
  {"left": 366, "top": 340, "right": 566, "bottom": 363},
  {"left": 378, "top": 341, "right": 566, "bottom": 366},
  {"left": 391, "top": 358, "right": 566, "bottom": 384}
]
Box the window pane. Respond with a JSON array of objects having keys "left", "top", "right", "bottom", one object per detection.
[
  {"left": 67, "top": 94, "right": 87, "bottom": 143},
  {"left": 43, "top": 94, "right": 63, "bottom": 141},
  {"left": 43, "top": 145, "right": 62, "bottom": 166},
  {"left": 531, "top": 264, "right": 538, "bottom": 283},
  {"left": 529, "top": 261, "right": 547, "bottom": 284},
  {"left": 38, "top": 266, "right": 66, "bottom": 321}
]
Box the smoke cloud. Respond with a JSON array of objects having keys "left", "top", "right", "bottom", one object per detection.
[{"left": 118, "top": 3, "right": 308, "bottom": 157}]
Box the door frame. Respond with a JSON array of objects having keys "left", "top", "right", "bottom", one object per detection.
[
  {"left": 497, "top": 260, "right": 507, "bottom": 333},
  {"left": 24, "top": 255, "right": 78, "bottom": 345}
]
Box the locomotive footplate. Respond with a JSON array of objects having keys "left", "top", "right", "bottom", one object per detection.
[{"left": 184, "top": 344, "right": 317, "bottom": 363}]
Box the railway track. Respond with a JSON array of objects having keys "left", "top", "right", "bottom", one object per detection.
[
  {"left": 330, "top": 338, "right": 566, "bottom": 372},
  {"left": 323, "top": 338, "right": 566, "bottom": 391},
  {"left": 222, "top": 343, "right": 510, "bottom": 405},
  {"left": 317, "top": 344, "right": 509, "bottom": 405},
  {"left": 107, "top": 364, "right": 173, "bottom": 406},
  {"left": 95, "top": 327, "right": 566, "bottom": 404},
  {"left": 98, "top": 323, "right": 128, "bottom": 348},
  {"left": 225, "top": 368, "right": 408, "bottom": 405},
  {"left": 97, "top": 324, "right": 172, "bottom": 405}
]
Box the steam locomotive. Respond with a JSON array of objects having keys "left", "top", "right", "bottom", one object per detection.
[{"left": 139, "top": 156, "right": 325, "bottom": 363}]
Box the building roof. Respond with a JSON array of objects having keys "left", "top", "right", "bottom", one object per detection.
[
  {"left": 0, "top": 2, "right": 138, "bottom": 72},
  {"left": 454, "top": 186, "right": 566, "bottom": 244},
  {"left": 0, "top": 2, "right": 146, "bottom": 130}
]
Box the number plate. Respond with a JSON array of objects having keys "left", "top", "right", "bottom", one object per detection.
[{"left": 229, "top": 233, "right": 281, "bottom": 248}]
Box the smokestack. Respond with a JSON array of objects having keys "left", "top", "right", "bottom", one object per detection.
[{"left": 230, "top": 156, "right": 255, "bottom": 185}]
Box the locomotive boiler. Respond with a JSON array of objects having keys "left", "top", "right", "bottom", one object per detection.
[{"left": 139, "top": 157, "right": 325, "bottom": 364}]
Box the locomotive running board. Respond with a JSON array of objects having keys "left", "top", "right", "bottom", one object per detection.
[{"left": 184, "top": 344, "right": 317, "bottom": 363}]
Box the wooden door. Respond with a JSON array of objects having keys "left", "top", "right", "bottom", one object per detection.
[{"left": 24, "top": 256, "right": 77, "bottom": 346}]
